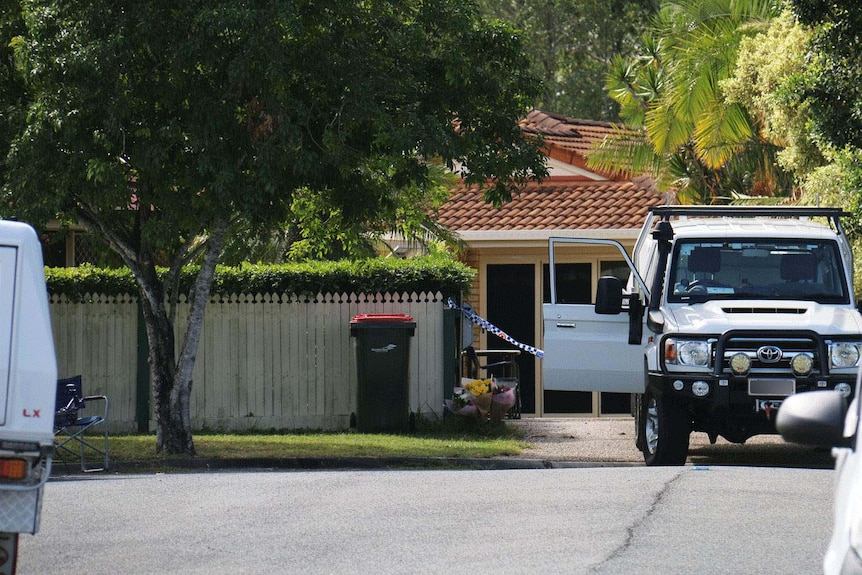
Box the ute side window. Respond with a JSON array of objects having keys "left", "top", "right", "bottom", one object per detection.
[{"left": 542, "top": 263, "right": 591, "bottom": 304}]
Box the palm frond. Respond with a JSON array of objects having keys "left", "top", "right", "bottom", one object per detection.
[
  {"left": 586, "top": 128, "right": 663, "bottom": 178},
  {"left": 605, "top": 55, "right": 650, "bottom": 125},
  {"left": 645, "top": 97, "right": 693, "bottom": 155},
  {"left": 694, "top": 100, "right": 753, "bottom": 168}
]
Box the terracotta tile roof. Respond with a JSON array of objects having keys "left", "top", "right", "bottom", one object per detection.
[
  {"left": 437, "top": 176, "right": 665, "bottom": 231},
  {"left": 434, "top": 110, "right": 660, "bottom": 233},
  {"left": 519, "top": 109, "right": 628, "bottom": 180},
  {"left": 520, "top": 109, "right": 618, "bottom": 156}
]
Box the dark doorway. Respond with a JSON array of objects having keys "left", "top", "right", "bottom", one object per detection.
[
  {"left": 485, "top": 260, "right": 636, "bottom": 416},
  {"left": 486, "top": 264, "right": 536, "bottom": 414}
]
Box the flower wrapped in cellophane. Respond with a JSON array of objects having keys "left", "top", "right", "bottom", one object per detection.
[
  {"left": 490, "top": 384, "right": 516, "bottom": 421},
  {"left": 464, "top": 378, "right": 493, "bottom": 418},
  {"left": 444, "top": 387, "right": 477, "bottom": 417},
  {"left": 446, "top": 377, "right": 515, "bottom": 421}
]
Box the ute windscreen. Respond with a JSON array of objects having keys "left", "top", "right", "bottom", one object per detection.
[{"left": 667, "top": 239, "right": 849, "bottom": 304}]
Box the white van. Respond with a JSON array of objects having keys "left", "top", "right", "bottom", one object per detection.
[{"left": 0, "top": 221, "right": 57, "bottom": 571}]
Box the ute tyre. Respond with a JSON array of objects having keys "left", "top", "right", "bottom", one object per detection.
[
  {"left": 634, "top": 393, "right": 646, "bottom": 452},
  {"left": 639, "top": 390, "right": 690, "bottom": 466}
]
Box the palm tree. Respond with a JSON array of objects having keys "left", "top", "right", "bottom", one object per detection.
[{"left": 587, "top": 0, "right": 793, "bottom": 203}]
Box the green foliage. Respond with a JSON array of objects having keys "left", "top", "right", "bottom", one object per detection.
[
  {"left": 45, "top": 256, "right": 475, "bottom": 301},
  {"left": 788, "top": 1, "right": 862, "bottom": 151},
  {"left": 589, "top": 0, "right": 793, "bottom": 202},
  {"left": 722, "top": 11, "right": 821, "bottom": 177},
  {"left": 45, "top": 265, "right": 137, "bottom": 298},
  {"left": 797, "top": 150, "right": 862, "bottom": 295},
  {"left": 779, "top": 1, "right": 862, "bottom": 281},
  {"left": 262, "top": 164, "right": 462, "bottom": 262},
  {"left": 0, "top": 5, "right": 25, "bottom": 186},
  {"left": 2, "top": 0, "right": 546, "bottom": 255},
  {"left": 477, "top": 0, "right": 659, "bottom": 121}
]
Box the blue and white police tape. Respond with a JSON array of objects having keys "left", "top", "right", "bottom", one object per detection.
[{"left": 446, "top": 298, "right": 544, "bottom": 359}]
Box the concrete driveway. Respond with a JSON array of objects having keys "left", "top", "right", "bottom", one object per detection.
[{"left": 510, "top": 417, "right": 834, "bottom": 468}]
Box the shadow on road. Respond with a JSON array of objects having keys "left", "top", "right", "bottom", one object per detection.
[{"left": 687, "top": 441, "right": 835, "bottom": 469}]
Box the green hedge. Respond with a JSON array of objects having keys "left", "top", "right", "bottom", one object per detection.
[{"left": 45, "top": 256, "right": 475, "bottom": 301}]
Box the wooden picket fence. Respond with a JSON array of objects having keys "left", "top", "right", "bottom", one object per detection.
[{"left": 49, "top": 291, "right": 447, "bottom": 433}]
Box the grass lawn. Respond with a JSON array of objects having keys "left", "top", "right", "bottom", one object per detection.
[{"left": 67, "top": 418, "right": 528, "bottom": 468}]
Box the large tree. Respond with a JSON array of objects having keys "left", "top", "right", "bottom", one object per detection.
[
  {"left": 787, "top": 1, "right": 862, "bottom": 151},
  {"left": 2, "top": 0, "right": 547, "bottom": 454},
  {"left": 783, "top": 1, "right": 862, "bottom": 281},
  {"left": 477, "top": 0, "right": 659, "bottom": 121}
]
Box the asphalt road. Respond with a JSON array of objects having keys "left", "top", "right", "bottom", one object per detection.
[{"left": 18, "top": 465, "right": 833, "bottom": 575}]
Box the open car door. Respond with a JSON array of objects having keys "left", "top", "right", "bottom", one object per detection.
[{"left": 542, "top": 238, "right": 648, "bottom": 393}]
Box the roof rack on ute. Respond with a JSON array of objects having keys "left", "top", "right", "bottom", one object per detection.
[
  {"left": 632, "top": 206, "right": 850, "bottom": 265},
  {"left": 649, "top": 205, "right": 849, "bottom": 220},
  {"left": 648, "top": 205, "right": 848, "bottom": 235}
]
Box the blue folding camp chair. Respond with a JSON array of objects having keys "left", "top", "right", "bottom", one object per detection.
[{"left": 54, "top": 375, "right": 109, "bottom": 472}]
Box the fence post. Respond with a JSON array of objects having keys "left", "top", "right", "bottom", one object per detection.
[
  {"left": 135, "top": 301, "right": 150, "bottom": 432},
  {"left": 442, "top": 307, "right": 459, "bottom": 402}
]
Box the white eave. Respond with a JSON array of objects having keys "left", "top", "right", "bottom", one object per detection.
[
  {"left": 545, "top": 157, "right": 607, "bottom": 180},
  {"left": 455, "top": 228, "right": 640, "bottom": 248}
]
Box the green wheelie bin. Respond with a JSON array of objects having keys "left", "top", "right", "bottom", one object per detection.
[{"left": 350, "top": 314, "right": 416, "bottom": 432}]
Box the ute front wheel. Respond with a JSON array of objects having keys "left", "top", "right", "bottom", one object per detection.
[{"left": 639, "top": 390, "right": 690, "bottom": 466}]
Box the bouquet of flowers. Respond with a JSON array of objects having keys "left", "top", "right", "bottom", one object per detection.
[
  {"left": 446, "top": 377, "right": 516, "bottom": 421},
  {"left": 463, "top": 378, "right": 493, "bottom": 418},
  {"left": 490, "top": 384, "right": 517, "bottom": 421}
]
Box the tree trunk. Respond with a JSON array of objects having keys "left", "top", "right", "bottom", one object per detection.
[
  {"left": 136, "top": 256, "right": 183, "bottom": 454},
  {"left": 77, "top": 199, "right": 227, "bottom": 456},
  {"left": 170, "top": 219, "right": 227, "bottom": 455},
  {"left": 136, "top": 221, "right": 227, "bottom": 456},
  {"left": 140, "top": 291, "right": 181, "bottom": 453}
]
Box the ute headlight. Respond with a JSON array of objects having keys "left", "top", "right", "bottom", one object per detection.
[
  {"left": 665, "top": 339, "right": 712, "bottom": 369},
  {"left": 830, "top": 342, "right": 861, "bottom": 369},
  {"left": 791, "top": 353, "right": 814, "bottom": 376},
  {"left": 678, "top": 341, "right": 710, "bottom": 366},
  {"left": 730, "top": 353, "right": 751, "bottom": 375}
]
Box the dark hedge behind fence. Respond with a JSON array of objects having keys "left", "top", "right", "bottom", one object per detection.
[{"left": 45, "top": 256, "right": 475, "bottom": 302}]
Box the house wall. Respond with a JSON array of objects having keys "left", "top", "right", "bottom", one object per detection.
[
  {"left": 49, "top": 292, "right": 447, "bottom": 433},
  {"left": 460, "top": 240, "right": 637, "bottom": 417}
]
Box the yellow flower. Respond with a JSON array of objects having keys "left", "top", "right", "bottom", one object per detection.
[{"left": 465, "top": 378, "right": 492, "bottom": 396}]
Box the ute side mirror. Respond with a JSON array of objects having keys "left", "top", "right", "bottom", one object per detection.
[
  {"left": 776, "top": 390, "right": 850, "bottom": 448},
  {"left": 595, "top": 276, "right": 623, "bottom": 315}
]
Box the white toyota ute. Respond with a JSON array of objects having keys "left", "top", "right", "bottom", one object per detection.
[{"left": 543, "top": 206, "right": 862, "bottom": 465}]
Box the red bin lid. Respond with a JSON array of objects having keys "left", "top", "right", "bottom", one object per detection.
[{"left": 350, "top": 313, "right": 414, "bottom": 323}]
